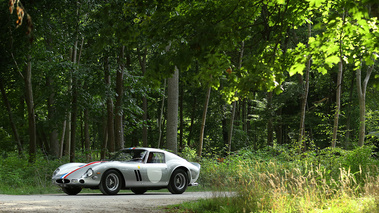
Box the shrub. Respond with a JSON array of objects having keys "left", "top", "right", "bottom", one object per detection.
[{"left": 179, "top": 145, "right": 379, "bottom": 212}]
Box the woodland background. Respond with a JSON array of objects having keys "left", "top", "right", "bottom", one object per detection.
[
  {"left": 2, "top": 1, "right": 379, "bottom": 211},
  {"left": 1, "top": 0, "right": 379, "bottom": 163}
]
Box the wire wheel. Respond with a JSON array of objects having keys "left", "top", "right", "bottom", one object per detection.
[
  {"left": 99, "top": 170, "right": 122, "bottom": 195},
  {"left": 168, "top": 169, "right": 188, "bottom": 194}
]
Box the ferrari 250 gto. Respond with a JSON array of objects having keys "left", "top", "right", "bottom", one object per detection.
[{"left": 52, "top": 147, "right": 200, "bottom": 195}]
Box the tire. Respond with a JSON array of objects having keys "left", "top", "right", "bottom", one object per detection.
[
  {"left": 62, "top": 186, "right": 82, "bottom": 195},
  {"left": 131, "top": 188, "right": 147, "bottom": 195},
  {"left": 99, "top": 170, "right": 122, "bottom": 195},
  {"left": 168, "top": 169, "right": 188, "bottom": 194}
]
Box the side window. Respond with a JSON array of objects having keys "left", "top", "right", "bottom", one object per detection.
[{"left": 147, "top": 152, "right": 165, "bottom": 163}]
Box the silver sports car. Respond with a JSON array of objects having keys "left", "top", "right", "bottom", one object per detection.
[{"left": 52, "top": 147, "right": 201, "bottom": 195}]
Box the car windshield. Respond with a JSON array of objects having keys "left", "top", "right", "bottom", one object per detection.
[{"left": 111, "top": 149, "right": 147, "bottom": 162}]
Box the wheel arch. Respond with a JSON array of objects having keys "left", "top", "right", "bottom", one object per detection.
[
  {"left": 171, "top": 166, "right": 190, "bottom": 184},
  {"left": 101, "top": 168, "right": 125, "bottom": 188}
]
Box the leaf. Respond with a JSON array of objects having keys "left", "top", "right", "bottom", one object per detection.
[
  {"left": 354, "top": 60, "right": 361, "bottom": 67},
  {"left": 365, "top": 56, "right": 374, "bottom": 66},
  {"left": 289, "top": 63, "right": 305, "bottom": 76},
  {"left": 325, "top": 55, "right": 340, "bottom": 67},
  {"left": 308, "top": 37, "right": 315, "bottom": 44},
  {"left": 317, "top": 67, "right": 327, "bottom": 74},
  {"left": 307, "top": 0, "right": 326, "bottom": 7}
]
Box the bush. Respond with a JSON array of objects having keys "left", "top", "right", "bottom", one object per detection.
[
  {"left": 176, "top": 145, "right": 379, "bottom": 212},
  {"left": 0, "top": 152, "right": 64, "bottom": 194}
]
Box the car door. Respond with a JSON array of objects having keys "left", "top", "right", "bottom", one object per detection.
[
  {"left": 120, "top": 150, "right": 147, "bottom": 187},
  {"left": 140, "top": 152, "right": 170, "bottom": 186}
]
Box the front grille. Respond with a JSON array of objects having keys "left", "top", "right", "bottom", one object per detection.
[{"left": 56, "top": 179, "right": 70, "bottom": 184}]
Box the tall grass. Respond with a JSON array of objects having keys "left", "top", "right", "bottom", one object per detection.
[{"left": 177, "top": 146, "right": 379, "bottom": 212}]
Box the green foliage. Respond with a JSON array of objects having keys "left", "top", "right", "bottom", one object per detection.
[
  {"left": 179, "top": 146, "right": 198, "bottom": 162},
  {"left": 176, "top": 145, "right": 379, "bottom": 212},
  {"left": 0, "top": 127, "right": 13, "bottom": 152},
  {"left": 0, "top": 153, "right": 63, "bottom": 194}
]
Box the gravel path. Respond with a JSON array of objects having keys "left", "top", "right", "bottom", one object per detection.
[{"left": 0, "top": 191, "right": 216, "bottom": 213}]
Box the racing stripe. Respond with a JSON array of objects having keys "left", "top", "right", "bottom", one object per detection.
[
  {"left": 60, "top": 173, "right": 68, "bottom": 179},
  {"left": 63, "top": 161, "right": 103, "bottom": 178}
]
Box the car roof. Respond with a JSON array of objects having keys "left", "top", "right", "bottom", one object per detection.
[
  {"left": 121, "top": 147, "right": 185, "bottom": 161},
  {"left": 122, "top": 147, "right": 171, "bottom": 153}
]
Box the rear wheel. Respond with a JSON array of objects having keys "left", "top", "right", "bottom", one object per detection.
[
  {"left": 62, "top": 186, "right": 82, "bottom": 195},
  {"left": 168, "top": 169, "right": 188, "bottom": 194},
  {"left": 99, "top": 170, "right": 122, "bottom": 195},
  {"left": 131, "top": 188, "right": 147, "bottom": 195}
]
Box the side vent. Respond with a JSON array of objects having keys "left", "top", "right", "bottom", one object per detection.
[{"left": 134, "top": 170, "right": 142, "bottom": 181}]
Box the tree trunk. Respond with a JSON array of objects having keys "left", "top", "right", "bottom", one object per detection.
[
  {"left": 84, "top": 108, "right": 91, "bottom": 161},
  {"left": 345, "top": 73, "right": 355, "bottom": 147},
  {"left": 242, "top": 99, "right": 247, "bottom": 133},
  {"left": 187, "top": 96, "right": 196, "bottom": 148},
  {"left": 25, "top": 55, "right": 36, "bottom": 163},
  {"left": 115, "top": 46, "right": 125, "bottom": 150},
  {"left": 275, "top": 107, "right": 283, "bottom": 145},
  {"left": 0, "top": 79, "right": 23, "bottom": 155},
  {"left": 70, "top": 39, "right": 79, "bottom": 162},
  {"left": 138, "top": 48, "right": 148, "bottom": 147},
  {"left": 298, "top": 22, "right": 311, "bottom": 150},
  {"left": 331, "top": 10, "right": 346, "bottom": 148},
  {"left": 59, "top": 120, "right": 66, "bottom": 158},
  {"left": 47, "top": 76, "right": 59, "bottom": 158},
  {"left": 166, "top": 66, "right": 179, "bottom": 153},
  {"left": 45, "top": 36, "right": 59, "bottom": 158},
  {"left": 158, "top": 79, "right": 166, "bottom": 148},
  {"left": 198, "top": 86, "right": 211, "bottom": 157},
  {"left": 356, "top": 63, "right": 374, "bottom": 147},
  {"left": 179, "top": 82, "right": 184, "bottom": 152},
  {"left": 266, "top": 91, "right": 274, "bottom": 146},
  {"left": 228, "top": 100, "right": 237, "bottom": 153},
  {"left": 64, "top": 47, "right": 74, "bottom": 157},
  {"left": 105, "top": 56, "right": 115, "bottom": 153},
  {"left": 228, "top": 41, "right": 244, "bottom": 153},
  {"left": 222, "top": 111, "right": 228, "bottom": 152},
  {"left": 70, "top": 83, "right": 78, "bottom": 162},
  {"left": 331, "top": 61, "right": 343, "bottom": 148},
  {"left": 64, "top": 112, "right": 71, "bottom": 156},
  {"left": 101, "top": 113, "right": 108, "bottom": 160}
]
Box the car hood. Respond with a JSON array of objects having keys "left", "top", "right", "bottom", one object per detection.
[{"left": 55, "top": 161, "right": 105, "bottom": 179}]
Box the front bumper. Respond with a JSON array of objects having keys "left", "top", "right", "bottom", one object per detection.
[{"left": 52, "top": 176, "right": 100, "bottom": 188}]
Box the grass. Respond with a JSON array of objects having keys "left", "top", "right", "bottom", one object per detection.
[{"left": 166, "top": 146, "right": 379, "bottom": 212}]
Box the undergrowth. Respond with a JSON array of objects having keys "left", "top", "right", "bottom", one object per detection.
[
  {"left": 0, "top": 153, "right": 64, "bottom": 194},
  {"left": 171, "top": 145, "right": 379, "bottom": 213}
]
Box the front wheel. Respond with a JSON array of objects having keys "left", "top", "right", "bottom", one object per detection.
[
  {"left": 99, "top": 170, "right": 122, "bottom": 195},
  {"left": 168, "top": 169, "right": 188, "bottom": 194},
  {"left": 62, "top": 186, "right": 82, "bottom": 195}
]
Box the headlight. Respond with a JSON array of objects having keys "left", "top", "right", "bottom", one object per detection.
[
  {"left": 83, "top": 168, "right": 94, "bottom": 178},
  {"left": 53, "top": 168, "right": 60, "bottom": 176}
]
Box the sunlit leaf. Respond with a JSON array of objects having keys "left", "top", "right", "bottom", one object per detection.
[
  {"left": 307, "top": 0, "right": 326, "bottom": 7},
  {"left": 325, "top": 55, "right": 340, "bottom": 67},
  {"left": 317, "top": 67, "right": 327, "bottom": 74},
  {"left": 289, "top": 63, "right": 305, "bottom": 76}
]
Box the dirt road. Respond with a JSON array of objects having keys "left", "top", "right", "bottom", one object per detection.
[{"left": 0, "top": 191, "right": 215, "bottom": 213}]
